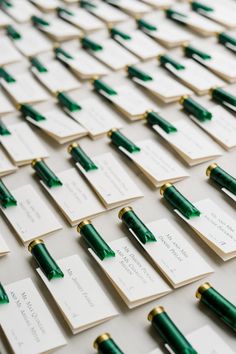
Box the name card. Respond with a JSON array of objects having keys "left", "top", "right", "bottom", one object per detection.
[
  {"left": 0, "top": 233, "right": 10, "bottom": 256},
  {"left": 90, "top": 237, "right": 171, "bottom": 308},
  {"left": 30, "top": 0, "right": 60, "bottom": 12},
  {"left": 37, "top": 254, "right": 118, "bottom": 333},
  {"left": 0, "top": 37, "right": 22, "bottom": 66},
  {"left": 0, "top": 278, "right": 66, "bottom": 354},
  {"left": 0, "top": 11, "right": 12, "bottom": 27},
  {"left": 89, "top": 1, "right": 129, "bottom": 24},
  {"left": 4, "top": 0, "right": 40, "bottom": 23},
  {"left": 112, "top": 0, "right": 151, "bottom": 16},
  {"left": 0, "top": 148, "right": 17, "bottom": 176},
  {"left": 38, "top": 18, "right": 81, "bottom": 41},
  {"left": 0, "top": 90, "right": 14, "bottom": 115},
  {"left": 59, "top": 8, "right": 105, "bottom": 32}
]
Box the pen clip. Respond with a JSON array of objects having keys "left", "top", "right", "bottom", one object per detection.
[
  {"left": 81, "top": 37, "right": 103, "bottom": 52},
  {"left": 218, "top": 32, "right": 236, "bottom": 51},
  {"left": 159, "top": 54, "right": 185, "bottom": 70},
  {"left": 191, "top": 1, "right": 214, "bottom": 13},
  {"left": 127, "top": 65, "right": 153, "bottom": 82},
  {"left": 179, "top": 96, "right": 212, "bottom": 122},
  {"left": 92, "top": 78, "right": 117, "bottom": 96},
  {"left": 54, "top": 46, "right": 74, "bottom": 60},
  {"left": 0, "top": 179, "right": 17, "bottom": 208},
  {"left": 68, "top": 142, "right": 98, "bottom": 172},
  {"left": 119, "top": 206, "right": 156, "bottom": 244},
  {"left": 19, "top": 104, "right": 46, "bottom": 122},
  {"left": 110, "top": 27, "right": 131, "bottom": 40},
  {"left": 32, "top": 159, "right": 63, "bottom": 188},
  {"left": 137, "top": 18, "right": 157, "bottom": 32},
  {"left": 57, "top": 91, "right": 81, "bottom": 113},
  {"left": 30, "top": 57, "right": 48, "bottom": 73},
  {"left": 0, "top": 67, "right": 16, "bottom": 83},
  {"left": 77, "top": 220, "right": 115, "bottom": 261},
  {"left": 0, "top": 283, "right": 9, "bottom": 304},
  {"left": 6, "top": 25, "right": 21, "bottom": 40},
  {"left": 210, "top": 87, "right": 236, "bottom": 109},
  {"left": 31, "top": 15, "right": 50, "bottom": 27},
  {"left": 160, "top": 183, "right": 201, "bottom": 219},
  {"left": 108, "top": 129, "right": 141, "bottom": 153},
  {"left": 0, "top": 120, "right": 11, "bottom": 136},
  {"left": 165, "top": 9, "right": 188, "bottom": 26},
  {"left": 183, "top": 44, "right": 211, "bottom": 61},
  {"left": 146, "top": 111, "right": 178, "bottom": 133},
  {"left": 28, "top": 239, "right": 64, "bottom": 281},
  {"left": 57, "top": 6, "right": 74, "bottom": 19}
]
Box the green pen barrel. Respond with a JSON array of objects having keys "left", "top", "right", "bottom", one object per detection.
[
  {"left": 206, "top": 164, "right": 236, "bottom": 196},
  {"left": 108, "top": 129, "right": 140, "bottom": 153},
  {"left": 68, "top": 143, "right": 98, "bottom": 171},
  {"left": 94, "top": 333, "right": 124, "bottom": 354}
]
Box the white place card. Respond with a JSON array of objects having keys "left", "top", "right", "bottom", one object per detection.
[
  {"left": 1, "top": 73, "right": 50, "bottom": 104},
  {"left": 0, "top": 10, "right": 12, "bottom": 27},
  {"left": 1, "top": 184, "right": 62, "bottom": 243},
  {"left": 37, "top": 18, "right": 82, "bottom": 41},
  {"left": 194, "top": 1, "right": 236, "bottom": 28},
  {"left": 90, "top": 237, "right": 171, "bottom": 308},
  {"left": 76, "top": 152, "right": 143, "bottom": 208},
  {"left": 190, "top": 105, "right": 236, "bottom": 150},
  {"left": 165, "top": 58, "right": 224, "bottom": 95},
  {"left": 133, "top": 71, "right": 192, "bottom": 103},
  {"left": 92, "top": 39, "right": 138, "bottom": 71},
  {"left": 57, "top": 50, "right": 109, "bottom": 79},
  {"left": 32, "top": 61, "right": 81, "bottom": 94},
  {"left": 0, "top": 233, "right": 10, "bottom": 256},
  {"left": 176, "top": 198, "right": 236, "bottom": 261},
  {"left": 37, "top": 254, "right": 118, "bottom": 334},
  {"left": 0, "top": 148, "right": 17, "bottom": 177},
  {"left": 154, "top": 119, "right": 222, "bottom": 165},
  {"left": 27, "top": 106, "right": 87, "bottom": 144},
  {"left": 114, "top": 30, "right": 164, "bottom": 60},
  {"left": 59, "top": 8, "right": 105, "bottom": 32},
  {"left": 120, "top": 139, "right": 189, "bottom": 187},
  {"left": 30, "top": 0, "right": 61, "bottom": 12},
  {"left": 13, "top": 27, "right": 52, "bottom": 57},
  {"left": 4, "top": 0, "right": 40, "bottom": 23},
  {"left": 137, "top": 218, "right": 213, "bottom": 287},
  {"left": 0, "top": 122, "right": 49, "bottom": 166},
  {"left": 142, "top": 0, "right": 174, "bottom": 8},
  {"left": 89, "top": 1, "right": 129, "bottom": 24},
  {"left": 111, "top": 0, "right": 151, "bottom": 16},
  {"left": 0, "top": 90, "right": 15, "bottom": 115},
  {"left": 222, "top": 188, "right": 236, "bottom": 202},
  {"left": 0, "top": 278, "right": 66, "bottom": 354},
  {"left": 69, "top": 96, "right": 122, "bottom": 139},
  {"left": 0, "top": 37, "right": 22, "bottom": 66}
]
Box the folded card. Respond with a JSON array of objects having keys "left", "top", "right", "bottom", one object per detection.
[
  {"left": 109, "top": 0, "right": 151, "bottom": 16},
  {"left": 0, "top": 37, "right": 22, "bottom": 66},
  {"left": 142, "top": 0, "right": 174, "bottom": 8},
  {"left": 1, "top": 184, "right": 62, "bottom": 243},
  {"left": 0, "top": 148, "right": 17, "bottom": 176},
  {"left": 0, "top": 10, "right": 12, "bottom": 27},
  {"left": 90, "top": 237, "right": 171, "bottom": 308},
  {"left": 0, "top": 278, "right": 66, "bottom": 354},
  {"left": 37, "top": 254, "right": 118, "bottom": 334},
  {"left": 0, "top": 90, "right": 15, "bottom": 115},
  {"left": 30, "top": 0, "right": 61, "bottom": 12},
  {"left": 0, "top": 233, "right": 10, "bottom": 256},
  {"left": 3, "top": 0, "right": 40, "bottom": 23},
  {"left": 36, "top": 18, "right": 82, "bottom": 41},
  {"left": 88, "top": 1, "right": 129, "bottom": 24}
]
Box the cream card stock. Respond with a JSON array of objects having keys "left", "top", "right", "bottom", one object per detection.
[
  {"left": 0, "top": 90, "right": 15, "bottom": 115},
  {"left": 4, "top": 0, "right": 40, "bottom": 23},
  {"left": 0, "top": 148, "right": 17, "bottom": 176},
  {"left": 59, "top": 8, "right": 105, "bottom": 32},
  {"left": 37, "top": 254, "right": 118, "bottom": 334},
  {"left": 0, "top": 37, "right": 22, "bottom": 66},
  {"left": 120, "top": 139, "right": 189, "bottom": 187},
  {"left": 176, "top": 198, "right": 236, "bottom": 260},
  {"left": 88, "top": 1, "right": 129, "bottom": 24},
  {"left": 0, "top": 278, "right": 66, "bottom": 354},
  {"left": 0, "top": 233, "right": 10, "bottom": 256},
  {"left": 90, "top": 237, "right": 171, "bottom": 308},
  {"left": 41, "top": 168, "right": 105, "bottom": 226},
  {"left": 154, "top": 119, "right": 222, "bottom": 165},
  {"left": 0, "top": 11, "right": 12, "bottom": 27},
  {"left": 0, "top": 122, "right": 48, "bottom": 165},
  {"left": 37, "top": 18, "right": 82, "bottom": 41},
  {"left": 110, "top": 0, "right": 151, "bottom": 16},
  {"left": 1, "top": 184, "right": 62, "bottom": 243},
  {"left": 76, "top": 152, "right": 143, "bottom": 208},
  {"left": 30, "top": 0, "right": 61, "bottom": 12},
  {"left": 194, "top": 1, "right": 236, "bottom": 28},
  {"left": 142, "top": 0, "right": 174, "bottom": 8}
]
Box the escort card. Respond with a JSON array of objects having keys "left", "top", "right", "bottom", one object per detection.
[
  {"left": 190, "top": 105, "right": 236, "bottom": 150},
  {"left": 0, "top": 37, "right": 22, "bottom": 66},
  {"left": 0, "top": 148, "right": 17, "bottom": 177},
  {"left": 13, "top": 27, "right": 52, "bottom": 57},
  {"left": 58, "top": 50, "right": 109, "bottom": 79},
  {"left": 194, "top": 1, "right": 236, "bottom": 28},
  {"left": 3, "top": 0, "right": 40, "bottom": 23},
  {"left": 91, "top": 38, "right": 138, "bottom": 71},
  {"left": 69, "top": 96, "right": 122, "bottom": 139},
  {"left": 1, "top": 184, "right": 62, "bottom": 243},
  {"left": 0, "top": 10, "right": 12, "bottom": 27},
  {"left": 90, "top": 237, "right": 171, "bottom": 308},
  {"left": 0, "top": 278, "right": 66, "bottom": 354},
  {"left": 32, "top": 61, "right": 81, "bottom": 94},
  {"left": 133, "top": 71, "right": 192, "bottom": 103},
  {"left": 88, "top": 1, "right": 129, "bottom": 24},
  {"left": 1, "top": 73, "right": 50, "bottom": 104},
  {"left": 110, "top": 0, "right": 151, "bottom": 16},
  {"left": 41, "top": 168, "right": 105, "bottom": 226},
  {"left": 222, "top": 188, "right": 236, "bottom": 202},
  {"left": 0, "top": 233, "right": 10, "bottom": 256},
  {"left": 176, "top": 198, "right": 236, "bottom": 261},
  {"left": 76, "top": 152, "right": 143, "bottom": 208},
  {"left": 30, "top": 0, "right": 61, "bottom": 12},
  {"left": 136, "top": 218, "right": 213, "bottom": 287},
  {"left": 142, "top": 0, "right": 174, "bottom": 8},
  {"left": 0, "top": 122, "right": 49, "bottom": 165},
  {"left": 165, "top": 58, "right": 224, "bottom": 95},
  {"left": 120, "top": 139, "right": 189, "bottom": 187},
  {"left": 154, "top": 119, "right": 222, "bottom": 165},
  {"left": 114, "top": 30, "right": 164, "bottom": 60},
  {"left": 59, "top": 8, "right": 105, "bottom": 32},
  {"left": 0, "top": 90, "right": 14, "bottom": 115},
  {"left": 37, "top": 18, "right": 82, "bottom": 41},
  {"left": 27, "top": 106, "right": 87, "bottom": 144},
  {"left": 37, "top": 254, "right": 118, "bottom": 334}
]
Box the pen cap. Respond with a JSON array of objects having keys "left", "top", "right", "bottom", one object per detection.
[
  {"left": 30, "top": 57, "right": 47, "bottom": 73},
  {"left": 31, "top": 159, "right": 63, "bottom": 188},
  {"left": 31, "top": 15, "right": 50, "bottom": 27},
  {"left": 80, "top": 0, "right": 96, "bottom": 9},
  {"left": 165, "top": 9, "right": 187, "bottom": 25},
  {"left": 0, "top": 283, "right": 9, "bottom": 304},
  {"left": 6, "top": 25, "right": 21, "bottom": 40},
  {"left": 180, "top": 96, "right": 212, "bottom": 122},
  {"left": 0, "top": 67, "right": 15, "bottom": 83},
  {"left": 146, "top": 111, "right": 177, "bottom": 133},
  {"left": 196, "top": 282, "right": 236, "bottom": 331},
  {"left": 206, "top": 163, "right": 236, "bottom": 196},
  {"left": 20, "top": 104, "right": 46, "bottom": 122},
  {"left": 77, "top": 220, "right": 115, "bottom": 260},
  {"left": 118, "top": 206, "right": 156, "bottom": 244},
  {"left": 94, "top": 333, "right": 124, "bottom": 354},
  {"left": 160, "top": 183, "right": 201, "bottom": 219},
  {"left": 110, "top": 27, "right": 131, "bottom": 40},
  {"left": 93, "top": 79, "right": 117, "bottom": 96},
  {"left": 183, "top": 45, "right": 211, "bottom": 60},
  {"left": 159, "top": 54, "right": 185, "bottom": 70},
  {"left": 137, "top": 18, "right": 157, "bottom": 32},
  {"left": 210, "top": 87, "right": 236, "bottom": 108},
  {"left": 28, "top": 239, "right": 64, "bottom": 281},
  {"left": 68, "top": 143, "right": 98, "bottom": 171},
  {"left": 57, "top": 92, "right": 81, "bottom": 112},
  {"left": 81, "top": 37, "right": 103, "bottom": 51},
  {"left": 127, "top": 66, "right": 153, "bottom": 82},
  {"left": 191, "top": 1, "right": 213, "bottom": 12},
  {"left": 0, "top": 179, "right": 17, "bottom": 208},
  {"left": 218, "top": 32, "right": 236, "bottom": 48},
  {"left": 108, "top": 129, "right": 140, "bottom": 153},
  {"left": 148, "top": 306, "right": 197, "bottom": 354},
  {"left": 0, "top": 120, "right": 11, "bottom": 136},
  {"left": 54, "top": 46, "right": 74, "bottom": 60}
]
